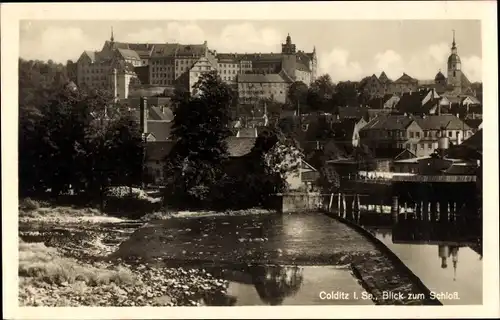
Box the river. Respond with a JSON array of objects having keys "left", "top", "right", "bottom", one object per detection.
[{"left": 357, "top": 203, "right": 483, "bottom": 306}]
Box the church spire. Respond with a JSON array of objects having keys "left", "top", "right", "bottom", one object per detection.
[
  {"left": 452, "top": 29, "right": 456, "bottom": 48},
  {"left": 111, "top": 26, "right": 115, "bottom": 43}
]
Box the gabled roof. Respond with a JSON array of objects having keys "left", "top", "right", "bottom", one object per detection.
[
  {"left": 147, "top": 120, "right": 173, "bottom": 141},
  {"left": 460, "top": 128, "right": 482, "bottom": 151},
  {"left": 464, "top": 118, "right": 482, "bottom": 129},
  {"left": 149, "top": 106, "right": 174, "bottom": 121},
  {"left": 462, "top": 95, "right": 480, "bottom": 104},
  {"left": 394, "top": 73, "right": 418, "bottom": 83},
  {"left": 361, "top": 114, "right": 416, "bottom": 131},
  {"left": 116, "top": 48, "right": 141, "bottom": 60},
  {"left": 81, "top": 50, "right": 97, "bottom": 62},
  {"left": 395, "top": 90, "right": 443, "bottom": 114},
  {"left": 379, "top": 71, "right": 391, "bottom": 83},
  {"left": 414, "top": 114, "right": 471, "bottom": 131}
]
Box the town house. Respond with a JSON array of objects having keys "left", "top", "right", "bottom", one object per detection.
[{"left": 360, "top": 114, "right": 473, "bottom": 158}]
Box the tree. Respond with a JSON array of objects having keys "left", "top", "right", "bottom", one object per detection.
[
  {"left": 163, "top": 71, "right": 233, "bottom": 208},
  {"left": 286, "top": 81, "right": 309, "bottom": 113},
  {"left": 333, "top": 81, "right": 359, "bottom": 107}
]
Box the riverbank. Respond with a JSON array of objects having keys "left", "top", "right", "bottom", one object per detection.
[
  {"left": 18, "top": 203, "right": 233, "bottom": 306},
  {"left": 19, "top": 200, "right": 440, "bottom": 306}
]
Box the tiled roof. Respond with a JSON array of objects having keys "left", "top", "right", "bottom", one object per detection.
[
  {"left": 82, "top": 50, "right": 97, "bottom": 62},
  {"left": 362, "top": 114, "right": 415, "bottom": 131},
  {"left": 461, "top": 128, "right": 482, "bottom": 151},
  {"left": 117, "top": 48, "right": 141, "bottom": 60},
  {"left": 337, "top": 106, "right": 368, "bottom": 120},
  {"left": 445, "top": 129, "right": 482, "bottom": 160},
  {"left": 296, "top": 61, "right": 310, "bottom": 72},
  {"left": 462, "top": 95, "right": 480, "bottom": 104},
  {"left": 415, "top": 114, "right": 471, "bottom": 131},
  {"left": 464, "top": 118, "right": 482, "bottom": 129},
  {"left": 147, "top": 120, "right": 173, "bottom": 141},
  {"left": 395, "top": 90, "right": 442, "bottom": 114},
  {"left": 237, "top": 72, "right": 291, "bottom": 83},
  {"left": 394, "top": 73, "right": 418, "bottom": 83},
  {"left": 149, "top": 106, "right": 174, "bottom": 121},
  {"left": 150, "top": 43, "right": 206, "bottom": 58},
  {"left": 217, "top": 52, "right": 283, "bottom": 63}
]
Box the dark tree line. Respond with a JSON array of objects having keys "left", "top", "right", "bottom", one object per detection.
[{"left": 19, "top": 59, "right": 144, "bottom": 208}]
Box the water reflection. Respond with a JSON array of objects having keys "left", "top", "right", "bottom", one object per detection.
[
  {"left": 202, "top": 264, "right": 371, "bottom": 306},
  {"left": 362, "top": 210, "right": 482, "bottom": 305},
  {"left": 252, "top": 265, "right": 304, "bottom": 305},
  {"left": 204, "top": 264, "right": 303, "bottom": 306}
]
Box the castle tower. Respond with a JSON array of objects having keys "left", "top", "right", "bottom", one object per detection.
[
  {"left": 447, "top": 30, "right": 462, "bottom": 93},
  {"left": 311, "top": 46, "right": 318, "bottom": 82},
  {"left": 281, "top": 33, "right": 297, "bottom": 81},
  {"left": 281, "top": 33, "right": 296, "bottom": 54}
]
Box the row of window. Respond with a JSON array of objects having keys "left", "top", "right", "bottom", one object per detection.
[
  {"left": 151, "top": 79, "right": 174, "bottom": 85},
  {"left": 152, "top": 73, "right": 174, "bottom": 79},
  {"left": 365, "top": 129, "right": 468, "bottom": 139},
  {"left": 238, "top": 83, "right": 287, "bottom": 89},
  {"left": 398, "top": 143, "right": 437, "bottom": 151},
  {"left": 240, "top": 90, "right": 284, "bottom": 95}
]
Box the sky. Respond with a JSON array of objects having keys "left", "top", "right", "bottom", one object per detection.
[{"left": 19, "top": 20, "right": 482, "bottom": 82}]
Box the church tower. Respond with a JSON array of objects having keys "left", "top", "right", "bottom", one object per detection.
[{"left": 447, "top": 30, "right": 462, "bottom": 93}]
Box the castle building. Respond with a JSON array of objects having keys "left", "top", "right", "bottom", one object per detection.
[{"left": 76, "top": 31, "right": 317, "bottom": 100}]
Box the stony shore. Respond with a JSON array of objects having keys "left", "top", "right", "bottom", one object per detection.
[{"left": 18, "top": 206, "right": 233, "bottom": 306}]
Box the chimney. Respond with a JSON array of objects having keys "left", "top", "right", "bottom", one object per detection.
[
  {"left": 437, "top": 102, "right": 441, "bottom": 115},
  {"left": 140, "top": 97, "right": 148, "bottom": 135}
]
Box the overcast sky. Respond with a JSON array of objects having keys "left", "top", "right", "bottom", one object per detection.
[{"left": 19, "top": 20, "right": 482, "bottom": 82}]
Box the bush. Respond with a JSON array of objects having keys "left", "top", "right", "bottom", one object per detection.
[{"left": 19, "top": 198, "right": 41, "bottom": 211}]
